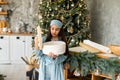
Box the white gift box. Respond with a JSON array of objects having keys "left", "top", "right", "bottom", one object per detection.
[{"left": 43, "top": 41, "right": 66, "bottom": 55}]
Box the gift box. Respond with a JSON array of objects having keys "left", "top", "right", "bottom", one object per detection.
[{"left": 109, "top": 45, "right": 120, "bottom": 56}]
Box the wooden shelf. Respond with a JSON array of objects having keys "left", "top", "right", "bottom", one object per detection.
[
  {"left": 0, "top": 11, "right": 7, "bottom": 15},
  {"left": 0, "top": 2, "right": 8, "bottom": 5},
  {"left": 92, "top": 73, "right": 111, "bottom": 80}
]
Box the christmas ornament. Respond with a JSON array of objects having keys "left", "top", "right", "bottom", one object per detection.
[
  {"left": 79, "top": 4, "right": 82, "bottom": 8},
  {"left": 71, "top": 3, "right": 74, "bottom": 7},
  {"left": 55, "top": 7, "right": 58, "bottom": 10},
  {"left": 73, "top": 69, "right": 80, "bottom": 76},
  {"left": 60, "top": 16, "right": 64, "bottom": 21},
  {"left": 49, "top": 8, "right": 52, "bottom": 11},
  {"left": 67, "top": 27, "right": 74, "bottom": 33},
  {"left": 71, "top": 38, "right": 75, "bottom": 43}
]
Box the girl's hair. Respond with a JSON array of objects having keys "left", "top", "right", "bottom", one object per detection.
[{"left": 45, "top": 19, "right": 69, "bottom": 55}]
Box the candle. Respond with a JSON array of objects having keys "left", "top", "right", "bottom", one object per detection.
[{"left": 37, "top": 26, "right": 43, "bottom": 50}]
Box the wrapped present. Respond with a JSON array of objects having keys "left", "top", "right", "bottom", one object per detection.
[
  {"left": 108, "top": 45, "right": 120, "bottom": 56},
  {"left": 83, "top": 40, "right": 111, "bottom": 53}
]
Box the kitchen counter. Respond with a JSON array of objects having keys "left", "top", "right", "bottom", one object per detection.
[{"left": 0, "top": 32, "right": 34, "bottom": 36}]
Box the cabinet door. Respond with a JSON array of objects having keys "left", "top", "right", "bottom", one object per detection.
[
  {"left": 25, "top": 36, "right": 34, "bottom": 57},
  {"left": 0, "top": 35, "right": 10, "bottom": 63},
  {"left": 10, "top": 36, "right": 25, "bottom": 63}
]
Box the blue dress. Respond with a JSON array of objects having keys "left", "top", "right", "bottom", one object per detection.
[{"left": 34, "top": 36, "right": 67, "bottom": 80}]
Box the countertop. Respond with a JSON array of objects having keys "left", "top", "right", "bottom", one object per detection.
[{"left": 0, "top": 32, "right": 34, "bottom": 36}]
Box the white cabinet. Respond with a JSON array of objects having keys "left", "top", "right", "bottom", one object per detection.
[
  {"left": 0, "top": 35, "right": 10, "bottom": 63},
  {"left": 0, "top": 35, "right": 34, "bottom": 64},
  {"left": 25, "top": 36, "right": 34, "bottom": 57},
  {"left": 10, "top": 35, "right": 34, "bottom": 63},
  {"left": 10, "top": 36, "right": 25, "bottom": 63}
]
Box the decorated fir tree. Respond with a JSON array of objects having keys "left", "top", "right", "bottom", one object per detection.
[{"left": 38, "top": 0, "right": 91, "bottom": 47}]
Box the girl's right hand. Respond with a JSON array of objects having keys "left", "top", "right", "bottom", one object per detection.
[
  {"left": 49, "top": 52, "right": 58, "bottom": 58},
  {"left": 34, "top": 36, "right": 40, "bottom": 50},
  {"left": 34, "top": 36, "right": 38, "bottom": 43}
]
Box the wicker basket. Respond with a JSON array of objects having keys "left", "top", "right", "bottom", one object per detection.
[{"left": 108, "top": 45, "right": 120, "bottom": 56}]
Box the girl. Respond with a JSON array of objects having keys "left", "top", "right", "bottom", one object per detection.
[{"left": 34, "top": 19, "right": 69, "bottom": 80}]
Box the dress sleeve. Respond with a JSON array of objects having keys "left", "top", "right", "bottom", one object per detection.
[
  {"left": 34, "top": 50, "right": 43, "bottom": 57},
  {"left": 54, "top": 55, "right": 67, "bottom": 64}
]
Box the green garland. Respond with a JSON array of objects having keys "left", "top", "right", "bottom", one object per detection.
[{"left": 66, "top": 51, "right": 120, "bottom": 80}]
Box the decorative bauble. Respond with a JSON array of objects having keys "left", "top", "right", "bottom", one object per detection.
[
  {"left": 49, "top": 8, "right": 52, "bottom": 11},
  {"left": 51, "top": 14, "right": 54, "bottom": 16},
  {"left": 67, "top": 27, "right": 74, "bottom": 33},
  {"left": 40, "top": 1, "right": 42, "bottom": 4},
  {"left": 68, "top": 42, "right": 73, "bottom": 47},
  {"left": 71, "top": 3, "right": 74, "bottom": 7},
  {"left": 60, "top": 16, "right": 64, "bottom": 21},
  {"left": 55, "top": 7, "right": 58, "bottom": 10},
  {"left": 71, "top": 38, "right": 76, "bottom": 43},
  {"left": 76, "top": 41, "right": 79, "bottom": 45},
  {"left": 79, "top": 4, "right": 82, "bottom": 8}
]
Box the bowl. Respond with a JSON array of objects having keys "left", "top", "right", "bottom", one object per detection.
[{"left": 43, "top": 41, "right": 66, "bottom": 55}]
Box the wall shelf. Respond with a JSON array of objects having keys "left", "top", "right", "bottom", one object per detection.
[
  {"left": 0, "top": 12, "right": 7, "bottom": 15},
  {"left": 0, "top": 2, "right": 8, "bottom": 5}
]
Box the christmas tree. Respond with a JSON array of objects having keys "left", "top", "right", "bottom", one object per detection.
[{"left": 38, "top": 0, "right": 91, "bottom": 47}]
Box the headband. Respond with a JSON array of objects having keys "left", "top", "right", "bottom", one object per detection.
[{"left": 50, "top": 20, "right": 63, "bottom": 28}]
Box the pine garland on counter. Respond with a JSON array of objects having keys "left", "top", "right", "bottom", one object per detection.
[{"left": 66, "top": 51, "right": 120, "bottom": 80}]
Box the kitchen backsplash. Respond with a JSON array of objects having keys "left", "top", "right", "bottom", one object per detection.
[{"left": 0, "top": 0, "right": 39, "bottom": 33}]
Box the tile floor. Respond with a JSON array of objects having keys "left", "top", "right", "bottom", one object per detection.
[{"left": 0, "top": 63, "right": 27, "bottom": 80}]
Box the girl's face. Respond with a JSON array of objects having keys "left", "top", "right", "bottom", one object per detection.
[{"left": 50, "top": 24, "right": 61, "bottom": 37}]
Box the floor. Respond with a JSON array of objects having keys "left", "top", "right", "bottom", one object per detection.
[{"left": 0, "top": 63, "right": 27, "bottom": 80}]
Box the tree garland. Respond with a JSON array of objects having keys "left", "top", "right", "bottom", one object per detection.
[{"left": 66, "top": 51, "right": 120, "bottom": 80}]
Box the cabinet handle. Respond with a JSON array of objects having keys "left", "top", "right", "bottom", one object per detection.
[
  {"left": 32, "top": 37, "right": 34, "bottom": 39},
  {"left": 0, "top": 47, "right": 2, "bottom": 50},
  {"left": 0, "top": 36, "right": 4, "bottom": 39},
  {"left": 16, "top": 37, "right": 20, "bottom": 39}
]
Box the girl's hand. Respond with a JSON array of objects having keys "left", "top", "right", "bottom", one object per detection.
[
  {"left": 49, "top": 52, "right": 58, "bottom": 58},
  {"left": 34, "top": 36, "right": 38, "bottom": 43},
  {"left": 34, "top": 36, "right": 39, "bottom": 50}
]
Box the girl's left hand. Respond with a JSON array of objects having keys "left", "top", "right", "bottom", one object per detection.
[{"left": 49, "top": 52, "right": 58, "bottom": 58}]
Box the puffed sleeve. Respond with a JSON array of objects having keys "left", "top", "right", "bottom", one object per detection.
[
  {"left": 34, "top": 50, "right": 43, "bottom": 57},
  {"left": 54, "top": 55, "right": 67, "bottom": 64}
]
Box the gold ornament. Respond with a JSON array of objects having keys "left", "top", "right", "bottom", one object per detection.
[
  {"left": 71, "top": 3, "right": 74, "bottom": 7},
  {"left": 49, "top": 8, "right": 52, "bottom": 11},
  {"left": 79, "top": 4, "right": 82, "bottom": 8},
  {"left": 60, "top": 16, "right": 64, "bottom": 21},
  {"left": 67, "top": 27, "right": 74, "bottom": 33},
  {"left": 55, "top": 7, "right": 58, "bottom": 10},
  {"left": 51, "top": 14, "right": 54, "bottom": 16},
  {"left": 71, "top": 38, "right": 75, "bottom": 43}
]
